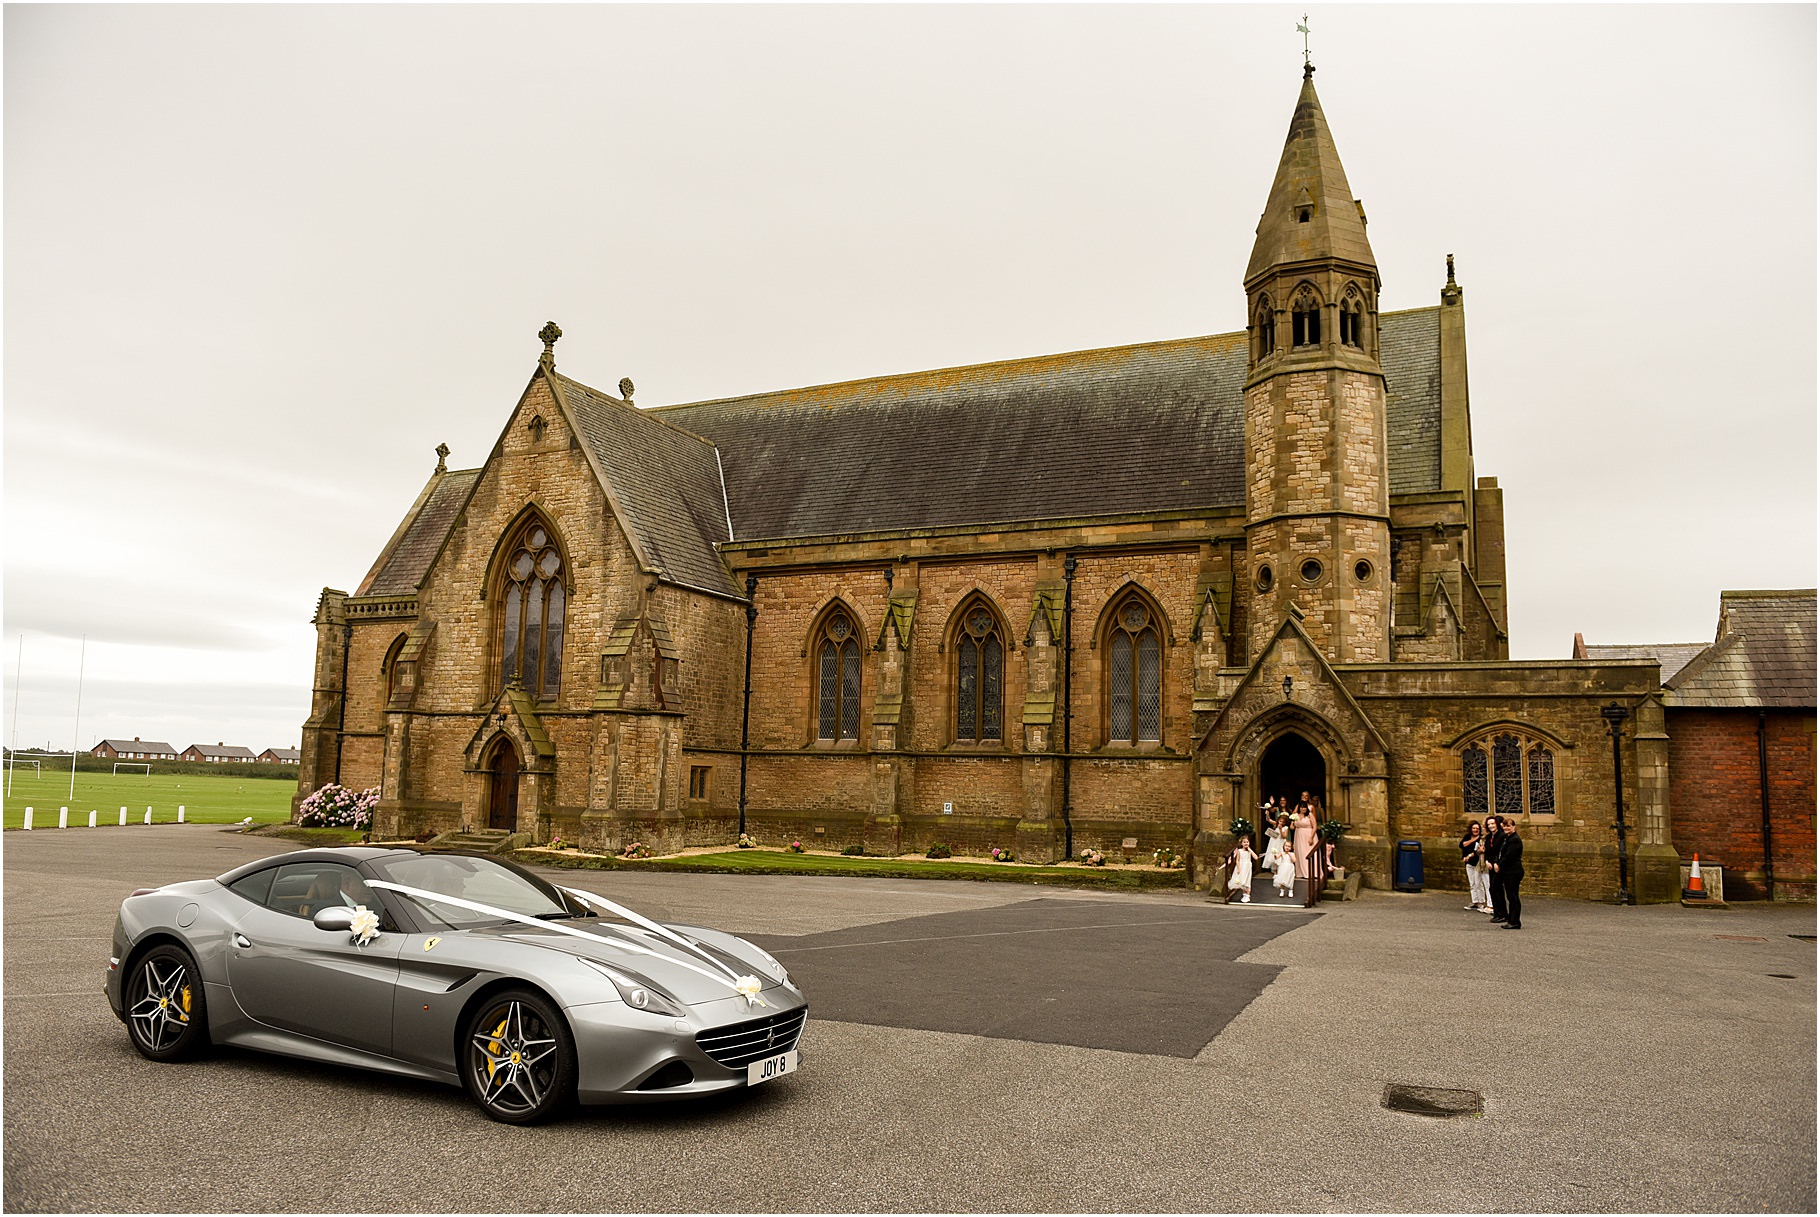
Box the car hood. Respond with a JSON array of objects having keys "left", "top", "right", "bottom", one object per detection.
[{"left": 464, "top": 919, "right": 776, "bottom": 1006}]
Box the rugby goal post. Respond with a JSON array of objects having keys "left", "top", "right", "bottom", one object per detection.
[
  {"left": 111, "top": 762, "right": 152, "bottom": 776},
  {"left": 4, "top": 754, "right": 55, "bottom": 797}
]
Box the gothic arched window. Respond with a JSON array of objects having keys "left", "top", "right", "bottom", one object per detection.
[
  {"left": 496, "top": 516, "right": 566, "bottom": 698},
  {"left": 1461, "top": 730, "right": 1557, "bottom": 818},
  {"left": 953, "top": 598, "right": 1005, "bottom": 743},
  {"left": 1291, "top": 287, "right": 1322, "bottom": 348},
  {"left": 1254, "top": 296, "right": 1276, "bottom": 362},
  {"left": 1339, "top": 292, "right": 1365, "bottom": 348},
  {"left": 815, "top": 608, "right": 862, "bottom": 742},
  {"left": 383, "top": 634, "right": 408, "bottom": 705},
  {"left": 1106, "top": 593, "right": 1163, "bottom": 744}
]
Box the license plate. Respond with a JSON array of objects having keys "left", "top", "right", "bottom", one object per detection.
[{"left": 747, "top": 1049, "right": 799, "bottom": 1085}]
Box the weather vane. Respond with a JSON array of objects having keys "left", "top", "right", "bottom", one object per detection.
[{"left": 1298, "top": 13, "right": 1312, "bottom": 72}]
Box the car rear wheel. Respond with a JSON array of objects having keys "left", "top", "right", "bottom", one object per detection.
[
  {"left": 462, "top": 989, "right": 575, "bottom": 1124},
  {"left": 125, "top": 944, "right": 208, "bottom": 1062}
]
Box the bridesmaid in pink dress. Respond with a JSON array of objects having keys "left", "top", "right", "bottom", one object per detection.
[{"left": 1292, "top": 792, "right": 1318, "bottom": 879}]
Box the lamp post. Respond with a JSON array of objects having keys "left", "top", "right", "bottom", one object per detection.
[
  {"left": 1600, "top": 701, "right": 1631, "bottom": 905},
  {"left": 1282, "top": 675, "right": 1293, "bottom": 700}
]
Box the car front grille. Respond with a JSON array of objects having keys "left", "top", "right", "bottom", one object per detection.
[{"left": 696, "top": 1006, "right": 807, "bottom": 1068}]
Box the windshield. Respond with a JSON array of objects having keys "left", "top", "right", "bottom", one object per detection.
[{"left": 369, "top": 853, "right": 574, "bottom": 929}]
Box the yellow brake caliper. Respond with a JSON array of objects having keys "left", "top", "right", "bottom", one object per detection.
[
  {"left": 178, "top": 985, "right": 192, "bottom": 1022},
  {"left": 486, "top": 1016, "right": 508, "bottom": 1079}
]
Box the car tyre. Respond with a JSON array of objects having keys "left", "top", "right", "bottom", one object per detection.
[
  {"left": 125, "top": 943, "right": 209, "bottom": 1062},
  {"left": 462, "top": 989, "right": 576, "bottom": 1124}
]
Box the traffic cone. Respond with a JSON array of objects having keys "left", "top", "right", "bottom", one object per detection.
[{"left": 1682, "top": 854, "right": 1707, "bottom": 901}]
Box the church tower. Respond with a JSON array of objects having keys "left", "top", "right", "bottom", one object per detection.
[{"left": 1242, "top": 64, "right": 1391, "bottom": 664}]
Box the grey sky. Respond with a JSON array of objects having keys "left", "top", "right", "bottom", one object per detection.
[{"left": 5, "top": 4, "right": 1814, "bottom": 757}]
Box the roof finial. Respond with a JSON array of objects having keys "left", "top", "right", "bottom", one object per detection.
[
  {"left": 1297, "top": 13, "right": 1313, "bottom": 76},
  {"left": 538, "top": 320, "right": 561, "bottom": 367},
  {"left": 618, "top": 376, "right": 635, "bottom": 401},
  {"left": 1446, "top": 254, "right": 1457, "bottom": 287},
  {"left": 434, "top": 442, "right": 449, "bottom": 474}
]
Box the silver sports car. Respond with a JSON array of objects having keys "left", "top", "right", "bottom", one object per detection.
[{"left": 105, "top": 847, "right": 807, "bottom": 1122}]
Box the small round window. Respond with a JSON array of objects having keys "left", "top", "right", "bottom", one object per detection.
[
  {"left": 1354, "top": 559, "right": 1374, "bottom": 583},
  {"left": 1300, "top": 559, "right": 1324, "bottom": 584},
  {"left": 1256, "top": 565, "right": 1274, "bottom": 593}
]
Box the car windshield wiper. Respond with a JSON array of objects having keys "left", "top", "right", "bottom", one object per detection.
[{"left": 535, "top": 910, "right": 581, "bottom": 920}]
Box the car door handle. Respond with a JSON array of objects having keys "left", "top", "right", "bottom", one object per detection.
[{"left": 234, "top": 934, "right": 252, "bottom": 948}]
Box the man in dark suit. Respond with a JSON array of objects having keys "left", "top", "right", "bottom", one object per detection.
[
  {"left": 1485, "top": 816, "right": 1508, "bottom": 922},
  {"left": 1494, "top": 820, "right": 1524, "bottom": 929}
]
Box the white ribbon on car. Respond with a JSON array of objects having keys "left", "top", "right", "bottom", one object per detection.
[
  {"left": 559, "top": 886, "right": 770, "bottom": 1010},
  {"left": 364, "top": 879, "right": 768, "bottom": 1008},
  {"left": 348, "top": 906, "right": 380, "bottom": 948}
]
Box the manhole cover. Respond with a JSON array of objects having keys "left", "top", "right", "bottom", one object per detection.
[
  {"left": 1382, "top": 1084, "right": 1483, "bottom": 1118},
  {"left": 1715, "top": 934, "right": 1768, "bottom": 942}
]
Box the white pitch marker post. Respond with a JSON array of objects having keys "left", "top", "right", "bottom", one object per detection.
[
  {"left": 59, "top": 807, "right": 68, "bottom": 829},
  {"left": 119, "top": 806, "right": 127, "bottom": 826},
  {"left": 177, "top": 805, "right": 185, "bottom": 823},
  {"left": 87, "top": 810, "right": 97, "bottom": 828},
  {"left": 144, "top": 807, "right": 152, "bottom": 825},
  {"left": 23, "top": 807, "right": 32, "bottom": 830}
]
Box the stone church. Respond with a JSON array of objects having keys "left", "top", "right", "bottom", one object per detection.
[{"left": 297, "top": 66, "right": 1686, "bottom": 902}]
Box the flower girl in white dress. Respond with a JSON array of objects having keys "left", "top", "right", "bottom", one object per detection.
[
  {"left": 1261, "top": 813, "right": 1289, "bottom": 873},
  {"left": 1272, "top": 839, "right": 1298, "bottom": 898},
  {"left": 1226, "top": 835, "right": 1260, "bottom": 903}
]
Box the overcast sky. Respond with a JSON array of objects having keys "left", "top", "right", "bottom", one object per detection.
[{"left": 5, "top": 3, "right": 1814, "bottom": 758}]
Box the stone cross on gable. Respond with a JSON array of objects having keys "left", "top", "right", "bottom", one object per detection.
[
  {"left": 539, "top": 321, "right": 562, "bottom": 364},
  {"left": 434, "top": 442, "right": 450, "bottom": 474}
]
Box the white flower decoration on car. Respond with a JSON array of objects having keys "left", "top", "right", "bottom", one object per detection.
[
  {"left": 348, "top": 906, "right": 380, "bottom": 947},
  {"left": 734, "top": 975, "right": 767, "bottom": 1009}
]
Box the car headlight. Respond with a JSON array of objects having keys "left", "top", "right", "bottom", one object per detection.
[{"left": 579, "top": 958, "right": 688, "bottom": 1018}]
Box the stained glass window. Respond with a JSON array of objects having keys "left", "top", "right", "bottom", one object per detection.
[
  {"left": 1492, "top": 734, "right": 1523, "bottom": 817},
  {"left": 1461, "top": 732, "right": 1559, "bottom": 820},
  {"left": 1463, "top": 745, "right": 1489, "bottom": 817},
  {"left": 496, "top": 516, "right": 565, "bottom": 698},
  {"left": 1106, "top": 592, "right": 1162, "bottom": 744},
  {"left": 1528, "top": 747, "right": 1555, "bottom": 817},
  {"left": 954, "top": 598, "right": 1004, "bottom": 743},
  {"left": 815, "top": 610, "right": 861, "bottom": 742}
]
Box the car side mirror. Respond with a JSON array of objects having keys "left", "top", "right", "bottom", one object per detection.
[{"left": 312, "top": 906, "right": 356, "bottom": 933}]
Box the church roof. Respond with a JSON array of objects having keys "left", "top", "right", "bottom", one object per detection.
[
  {"left": 1245, "top": 70, "right": 1377, "bottom": 284},
  {"left": 1663, "top": 590, "right": 1816, "bottom": 709},
  {"left": 360, "top": 469, "right": 483, "bottom": 598},
  {"left": 1578, "top": 642, "right": 1708, "bottom": 685},
  {"left": 654, "top": 308, "right": 1443, "bottom": 542},
  {"left": 551, "top": 372, "right": 739, "bottom": 598}
]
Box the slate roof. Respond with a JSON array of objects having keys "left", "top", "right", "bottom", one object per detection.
[
  {"left": 259, "top": 748, "right": 302, "bottom": 762},
  {"left": 553, "top": 373, "right": 738, "bottom": 598},
  {"left": 1580, "top": 643, "right": 1709, "bottom": 686},
  {"left": 185, "top": 744, "right": 256, "bottom": 760},
  {"left": 1664, "top": 590, "right": 1817, "bottom": 709},
  {"left": 95, "top": 739, "right": 177, "bottom": 755},
  {"left": 655, "top": 308, "right": 1443, "bottom": 543},
  {"left": 361, "top": 470, "right": 482, "bottom": 597}
]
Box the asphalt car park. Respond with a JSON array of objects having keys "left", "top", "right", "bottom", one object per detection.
[{"left": 5, "top": 826, "right": 1815, "bottom": 1212}]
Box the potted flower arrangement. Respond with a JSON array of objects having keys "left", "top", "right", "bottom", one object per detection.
[
  {"left": 925, "top": 842, "right": 953, "bottom": 859},
  {"left": 841, "top": 844, "right": 865, "bottom": 856},
  {"left": 1153, "top": 846, "right": 1184, "bottom": 869},
  {"left": 1229, "top": 815, "right": 1256, "bottom": 844},
  {"left": 1078, "top": 847, "right": 1106, "bottom": 867},
  {"left": 296, "top": 784, "right": 379, "bottom": 830},
  {"left": 620, "top": 841, "right": 652, "bottom": 859},
  {"left": 736, "top": 832, "right": 758, "bottom": 849},
  {"left": 990, "top": 846, "right": 1016, "bottom": 863},
  {"left": 786, "top": 839, "right": 806, "bottom": 853}
]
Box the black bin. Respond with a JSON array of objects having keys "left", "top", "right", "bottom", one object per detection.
[{"left": 1393, "top": 839, "right": 1424, "bottom": 892}]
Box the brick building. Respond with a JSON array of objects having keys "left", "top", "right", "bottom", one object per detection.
[
  {"left": 298, "top": 66, "right": 1702, "bottom": 902},
  {"left": 91, "top": 738, "right": 178, "bottom": 761},
  {"left": 182, "top": 743, "right": 256, "bottom": 764},
  {"left": 1581, "top": 590, "right": 1817, "bottom": 901}
]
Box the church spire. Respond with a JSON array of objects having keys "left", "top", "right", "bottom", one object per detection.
[{"left": 1244, "top": 70, "right": 1376, "bottom": 287}]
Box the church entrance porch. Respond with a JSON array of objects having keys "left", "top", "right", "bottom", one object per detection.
[
  {"left": 486, "top": 739, "right": 520, "bottom": 831},
  {"left": 1259, "top": 731, "right": 1327, "bottom": 814}
]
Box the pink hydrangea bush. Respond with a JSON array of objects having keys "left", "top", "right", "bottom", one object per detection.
[{"left": 297, "top": 784, "right": 379, "bottom": 830}]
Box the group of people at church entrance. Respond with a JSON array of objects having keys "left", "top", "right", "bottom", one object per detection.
[
  {"left": 1460, "top": 815, "right": 1525, "bottom": 929},
  {"left": 1223, "top": 791, "right": 1330, "bottom": 905}
]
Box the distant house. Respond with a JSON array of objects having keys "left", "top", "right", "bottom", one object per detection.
[
  {"left": 180, "top": 743, "right": 257, "bottom": 764},
  {"left": 256, "top": 747, "right": 302, "bottom": 765},
  {"left": 91, "top": 737, "right": 179, "bottom": 761}
]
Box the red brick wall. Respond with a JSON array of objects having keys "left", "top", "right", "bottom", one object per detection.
[{"left": 1667, "top": 707, "right": 1816, "bottom": 899}]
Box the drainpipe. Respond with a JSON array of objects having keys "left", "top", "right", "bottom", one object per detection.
[
  {"left": 1060, "top": 555, "right": 1077, "bottom": 859},
  {"left": 333, "top": 618, "right": 351, "bottom": 785},
  {"left": 1758, "top": 709, "right": 1774, "bottom": 901},
  {"left": 738, "top": 574, "right": 757, "bottom": 836}
]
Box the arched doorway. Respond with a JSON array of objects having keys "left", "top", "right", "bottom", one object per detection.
[
  {"left": 1260, "top": 732, "right": 1326, "bottom": 810},
  {"left": 486, "top": 738, "right": 520, "bottom": 832}
]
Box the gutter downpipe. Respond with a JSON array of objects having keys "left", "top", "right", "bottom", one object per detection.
[
  {"left": 334, "top": 617, "right": 351, "bottom": 785},
  {"left": 1061, "top": 555, "right": 1077, "bottom": 859},
  {"left": 1758, "top": 708, "right": 1774, "bottom": 901},
  {"left": 738, "top": 574, "right": 758, "bottom": 837}
]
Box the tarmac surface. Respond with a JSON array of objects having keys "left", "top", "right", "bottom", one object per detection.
[{"left": 4, "top": 825, "right": 1815, "bottom": 1213}]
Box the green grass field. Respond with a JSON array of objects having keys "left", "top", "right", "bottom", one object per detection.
[
  {"left": 516, "top": 847, "right": 1191, "bottom": 890},
  {"left": 2, "top": 768, "right": 295, "bottom": 830}
]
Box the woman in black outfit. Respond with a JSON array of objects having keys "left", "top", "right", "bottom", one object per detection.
[
  {"left": 1495, "top": 821, "right": 1524, "bottom": 929},
  {"left": 1484, "top": 816, "right": 1508, "bottom": 922}
]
